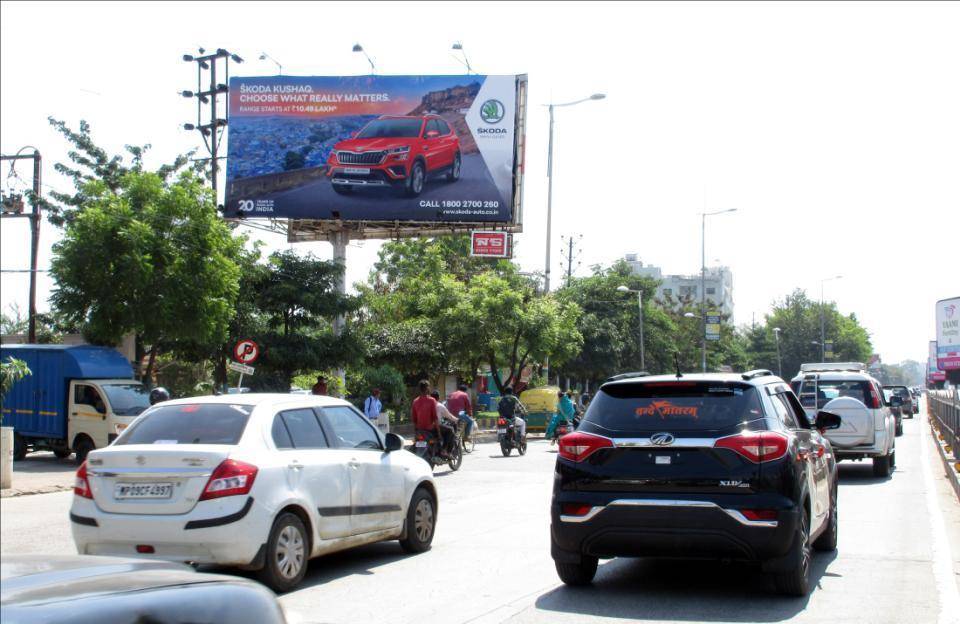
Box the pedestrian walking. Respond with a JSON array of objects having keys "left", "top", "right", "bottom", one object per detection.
[{"left": 364, "top": 388, "right": 382, "bottom": 424}]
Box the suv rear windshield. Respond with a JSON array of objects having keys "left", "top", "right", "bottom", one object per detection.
[
  {"left": 116, "top": 404, "right": 253, "bottom": 446},
  {"left": 583, "top": 382, "right": 764, "bottom": 433},
  {"left": 884, "top": 386, "right": 910, "bottom": 398},
  {"left": 799, "top": 379, "right": 873, "bottom": 409},
  {"left": 356, "top": 118, "right": 422, "bottom": 138}
]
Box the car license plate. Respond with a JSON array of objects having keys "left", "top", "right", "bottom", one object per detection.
[
  {"left": 114, "top": 482, "right": 173, "bottom": 499},
  {"left": 655, "top": 456, "right": 671, "bottom": 465},
  {"left": 343, "top": 167, "right": 370, "bottom": 175},
  {"left": 497, "top": 428, "right": 507, "bottom": 434},
  {"left": 415, "top": 440, "right": 427, "bottom": 448}
]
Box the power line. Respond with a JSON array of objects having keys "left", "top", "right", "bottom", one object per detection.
[{"left": 559, "top": 234, "right": 583, "bottom": 287}]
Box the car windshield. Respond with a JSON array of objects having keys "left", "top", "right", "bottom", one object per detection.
[
  {"left": 116, "top": 404, "right": 253, "bottom": 445},
  {"left": 583, "top": 382, "right": 765, "bottom": 433},
  {"left": 100, "top": 383, "right": 152, "bottom": 416},
  {"left": 885, "top": 386, "right": 910, "bottom": 398},
  {"left": 356, "top": 118, "right": 422, "bottom": 138}
]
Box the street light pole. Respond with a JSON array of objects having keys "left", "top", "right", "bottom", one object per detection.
[
  {"left": 699, "top": 208, "right": 737, "bottom": 372},
  {"left": 773, "top": 327, "right": 782, "bottom": 377},
  {"left": 819, "top": 275, "right": 842, "bottom": 361},
  {"left": 617, "top": 286, "right": 645, "bottom": 370}
]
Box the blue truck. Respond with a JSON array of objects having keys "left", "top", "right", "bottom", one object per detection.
[{"left": 1, "top": 344, "right": 151, "bottom": 462}]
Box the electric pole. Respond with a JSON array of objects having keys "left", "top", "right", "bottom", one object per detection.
[
  {"left": 1, "top": 148, "right": 42, "bottom": 342},
  {"left": 559, "top": 234, "right": 582, "bottom": 287},
  {"left": 181, "top": 48, "right": 244, "bottom": 206}
]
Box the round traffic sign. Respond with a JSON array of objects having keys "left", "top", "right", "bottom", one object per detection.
[{"left": 233, "top": 339, "right": 260, "bottom": 364}]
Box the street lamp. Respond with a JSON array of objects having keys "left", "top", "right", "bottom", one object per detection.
[
  {"left": 773, "top": 327, "right": 782, "bottom": 377},
  {"left": 699, "top": 208, "right": 737, "bottom": 372},
  {"left": 617, "top": 286, "right": 645, "bottom": 370},
  {"left": 544, "top": 93, "right": 605, "bottom": 294},
  {"left": 819, "top": 275, "right": 842, "bottom": 361},
  {"left": 259, "top": 52, "right": 282, "bottom": 75},
  {"left": 352, "top": 43, "right": 375, "bottom": 73}
]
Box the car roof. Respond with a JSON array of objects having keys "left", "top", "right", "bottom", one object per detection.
[
  {"left": 157, "top": 393, "right": 351, "bottom": 409},
  {"left": 790, "top": 370, "right": 876, "bottom": 381},
  {"left": 602, "top": 372, "right": 784, "bottom": 389},
  {"left": 378, "top": 114, "right": 434, "bottom": 120}
]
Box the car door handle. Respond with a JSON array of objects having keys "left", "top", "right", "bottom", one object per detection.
[{"left": 287, "top": 462, "right": 303, "bottom": 470}]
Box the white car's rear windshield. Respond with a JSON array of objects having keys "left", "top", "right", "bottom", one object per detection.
[{"left": 117, "top": 404, "right": 253, "bottom": 445}]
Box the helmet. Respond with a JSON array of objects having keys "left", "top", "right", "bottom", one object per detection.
[{"left": 149, "top": 387, "right": 171, "bottom": 405}]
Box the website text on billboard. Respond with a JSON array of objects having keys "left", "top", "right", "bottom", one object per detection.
[
  {"left": 224, "top": 75, "right": 526, "bottom": 225},
  {"left": 936, "top": 297, "right": 960, "bottom": 371}
]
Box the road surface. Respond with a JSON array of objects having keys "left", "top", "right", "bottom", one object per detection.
[{"left": 3, "top": 407, "right": 958, "bottom": 624}]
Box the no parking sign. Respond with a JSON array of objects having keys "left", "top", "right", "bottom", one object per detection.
[{"left": 233, "top": 339, "right": 260, "bottom": 365}]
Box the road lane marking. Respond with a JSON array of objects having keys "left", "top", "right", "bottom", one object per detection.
[{"left": 920, "top": 411, "right": 960, "bottom": 624}]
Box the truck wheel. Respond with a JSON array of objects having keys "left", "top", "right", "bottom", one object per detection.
[
  {"left": 872, "top": 453, "right": 891, "bottom": 478},
  {"left": 74, "top": 437, "right": 95, "bottom": 464},
  {"left": 13, "top": 433, "right": 27, "bottom": 461},
  {"left": 555, "top": 556, "right": 598, "bottom": 586}
]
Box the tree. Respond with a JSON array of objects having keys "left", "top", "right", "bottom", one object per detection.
[
  {"left": 0, "top": 357, "right": 31, "bottom": 420},
  {"left": 49, "top": 171, "right": 242, "bottom": 382},
  {"left": 246, "top": 251, "right": 362, "bottom": 391},
  {"left": 43, "top": 117, "right": 197, "bottom": 226}
]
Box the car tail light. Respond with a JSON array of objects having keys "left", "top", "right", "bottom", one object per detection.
[
  {"left": 74, "top": 461, "right": 93, "bottom": 499},
  {"left": 558, "top": 432, "right": 614, "bottom": 463},
  {"left": 561, "top": 503, "right": 593, "bottom": 516},
  {"left": 498, "top": 418, "right": 507, "bottom": 426},
  {"left": 136, "top": 545, "right": 155, "bottom": 554},
  {"left": 199, "top": 459, "right": 258, "bottom": 501},
  {"left": 714, "top": 432, "right": 788, "bottom": 463},
  {"left": 865, "top": 384, "right": 882, "bottom": 409},
  {"left": 740, "top": 509, "right": 778, "bottom": 521},
  {"left": 416, "top": 433, "right": 425, "bottom": 441}
]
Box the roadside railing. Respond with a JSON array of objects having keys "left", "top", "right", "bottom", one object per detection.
[{"left": 928, "top": 389, "right": 960, "bottom": 462}]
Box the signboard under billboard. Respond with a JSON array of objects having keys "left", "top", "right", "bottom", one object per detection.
[
  {"left": 224, "top": 74, "right": 526, "bottom": 226},
  {"left": 929, "top": 340, "right": 946, "bottom": 382},
  {"left": 936, "top": 296, "right": 960, "bottom": 371},
  {"left": 470, "top": 231, "right": 511, "bottom": 258},
  {"left": 705, "top": 315, "right": 721, "bottom": 341}
]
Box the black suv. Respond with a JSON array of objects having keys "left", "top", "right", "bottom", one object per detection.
[{"left": 550, "top": 371, "right": 842, "bottom": 596}]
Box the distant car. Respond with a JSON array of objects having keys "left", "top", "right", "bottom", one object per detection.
[
  {"left": 883, "top": 385, "right": 914, "bottom": 421},
  {"left": 326, "top": 115, "right": 461, "bottom": 197},
  {"left": 0, "top": 555, "right": 286, "bottom": 623},
  {"left": 70, "top": 394, "right": 437, "bottom": 592},
  {"left": 227, "top": 387, "right": 252, "bottom": 394},
  {"left": 791, "top": 363, "right": 897, "bottom": 476},
  {"left": 551, "top": 370, "right": 841, "bottom": 596}
]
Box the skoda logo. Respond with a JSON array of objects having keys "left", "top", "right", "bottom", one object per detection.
[
  {"left": 480, "top": 99, "right": 505, "bottom": 124},
  {"left": 650, "top": 432, "right": 675, "bottom": 446}
]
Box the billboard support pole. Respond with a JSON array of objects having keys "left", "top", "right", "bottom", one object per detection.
[{"left": 331, "top": 229, "right": 349, "bottom": 397}]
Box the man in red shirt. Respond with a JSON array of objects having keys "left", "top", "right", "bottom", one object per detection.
[
  {"left": 445, "top": 384, "right": 474, "bottom": 441},
  {"left": 412, "top": 380, "right": 442, "bottom": 455}
]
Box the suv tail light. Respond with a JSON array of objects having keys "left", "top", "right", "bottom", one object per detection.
[
  {"left": 741, "top": 509, "right": 778, "bottom": 521},
  {"left": 714, "top": 432, "right": 788, "bottom": 463},
  {"left": 561, "top": 503, "right": 593, "bottom": 516},
  {"left": 558, "top": 432, "right": 614, "bottom": 463},
  {"left": 199, "top": 459, "right": 258, "bottom": 501},
  {"left": 865, "top": 384, "right": 882, "bottom": 409},
  {"left": 74, "top": 461, "right": 93, "bottom": 499}
]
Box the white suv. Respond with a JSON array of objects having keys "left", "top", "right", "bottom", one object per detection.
[
  {"left": 790, "top": 363, "right": 896, "bottom": 477},
  {"left": 70, "top": 394, "right": 437, "bottom": 592}
]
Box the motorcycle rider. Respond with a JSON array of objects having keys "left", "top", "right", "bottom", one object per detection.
[
  {"left": 431, "top": 390, "right": 460, "bottom": 457},
  {"left": 497, "top": 386, "right": 527, "bottom": 444},
  {"left": 149, "top": 387, "right": 171, "bottom": 405},
  {"left": 412, "top": 380, "right": 444, "bottom": 457},
  {"left": 546, "top": 390, "right": 576, "bottom": 444}
]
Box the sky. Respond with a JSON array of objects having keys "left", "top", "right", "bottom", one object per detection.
[{"left": 1, "top": 1, "right": 958, "bottom": 365}]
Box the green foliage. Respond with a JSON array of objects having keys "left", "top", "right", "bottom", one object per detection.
[
  {"left": 346, "top": 364, "right": 407, "bottom": 405},
  {"left": 283, "top": 151, "right": 306, "bottom": 171},
  {"left": 0, "top": 357, "right": 31, "bottom": 417},
  {"left": 49, "top": 171, "right": 242, "bottom": 381},
  {"left": 43, "top": 117, "right": 198, "bottom": 226}
]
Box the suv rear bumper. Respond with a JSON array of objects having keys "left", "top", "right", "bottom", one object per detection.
[{"left": 551, "top": 498, "right": 799, "bottom": 564}]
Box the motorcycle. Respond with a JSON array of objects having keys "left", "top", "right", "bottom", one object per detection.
[
  {"left": 550, "top": 419, "right": 572, "bottom": 444},
  {"left": 410, "top": 422, "right": 463, "bottom": 471},
  {"left": 497, "top": 416, "right": 527, "bottom": 456}
]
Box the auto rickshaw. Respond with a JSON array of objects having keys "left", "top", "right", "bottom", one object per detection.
[{"left": 518, "top": 385, "right": 561, "bottom": 432}]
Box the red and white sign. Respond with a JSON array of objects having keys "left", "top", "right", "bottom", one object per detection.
[
  {"left": 233, "top": 339, "right": 260, "bottom": 364},
  {"left": 470, "top": 231, "right": 512, "bottom": 258}
]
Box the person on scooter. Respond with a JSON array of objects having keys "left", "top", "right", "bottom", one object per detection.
[
  {"left": 498, "top": 386, "right": 527, "bottom": 444},
  {"left": 412, "top": 380, "right": 444, "bottom": 457},
  {"left": 546, "top": 390, "right": 576, "bottom": 444},
  {"left": 431, "top": 390, "right": 460, "bottom": 456}
]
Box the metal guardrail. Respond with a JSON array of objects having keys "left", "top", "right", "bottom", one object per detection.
[{"left": 928, "top": 389, "right": 960, "bottom": 461}]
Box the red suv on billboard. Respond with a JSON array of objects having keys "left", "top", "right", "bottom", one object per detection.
[{"left": 327, "top": 115, "right": 461, "bottom": 197}]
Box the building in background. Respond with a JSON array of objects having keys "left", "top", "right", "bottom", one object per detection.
[{"left": 624, "top": 254, "right": 734, "bottom": 318}]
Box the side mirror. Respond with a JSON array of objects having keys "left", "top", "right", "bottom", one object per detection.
[
  {"left": 889, "top": 395, "right": 903, "bottom": 407},
  {"left": 384, "top": 432, "right": 403, "bottom": 452},
  {"left": 815, "top": 410, "right": 842, "bottom": 431}
]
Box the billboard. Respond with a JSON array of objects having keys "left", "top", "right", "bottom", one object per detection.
[
  {"left": 470, "top": 231, "right": 512, "bottom": 258},
  {"left": 929, "top": 340, "right": 946, "bottom": 382},
  {"left": 936, "top": 296, "right": 960, "bottom": 371},
  {"left": 705, "top": 315, "right": 721, "bottom": 341},
  {"left": 224, "top": 74, "right": 526, "bottom": 225}
]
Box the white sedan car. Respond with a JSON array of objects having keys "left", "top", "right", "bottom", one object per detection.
[{"left": 70, "top": 394, "right": 437, "bottom": 592}]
